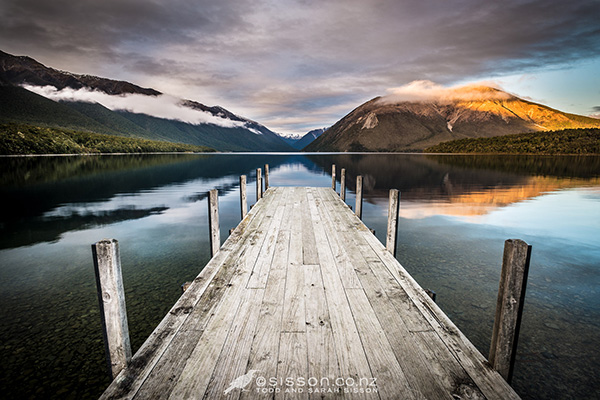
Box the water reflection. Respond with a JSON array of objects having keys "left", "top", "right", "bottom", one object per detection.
[{"left": 0, "top": 153, "right": 599, "bottom": 400}]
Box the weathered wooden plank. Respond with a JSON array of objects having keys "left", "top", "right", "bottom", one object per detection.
[
  {"left": 319, "top": 187, "right": 483, "bottom": 399},
  {"left": 276, "top": 332, "right": 309, "bottom": 400},
  {"left": 345, "top": 288, "right": 415, "bottom": 399},
  {"left": 311, "top": 188, "right": 362, "bottom": 289},
  {"left": 92, "top": 239, "right": 132, "bottom": 379},
  {"left": 143, "top": 191, "right": 282, "bottom": 400},
  {"left": 203, "top": 287, "right": 266, "bottom": 399},
  {"left": 246, "top": 188, "right": 290, "bottom": 288},
  {"left": 489, "top": 239, "right": 531, "bottom": 383},
  {"left": 282, "top": 263, "right": 306, "bottom": 333},
  {"left": 288, "top": 187, "right": 303, "bottom": 269},
  {"left": 303, "top": 264, "right": 343, "bottom": 399},
  {"left": 167, "top": 189, "right": 287, "bottom": 399},
  {"left": 305, "top": 188, "right": 374, "bottom": 399},
  {"left": 300, "top": 188, "right": 319, "bottom": 266},
  {"left": 102, "top": 188, "right": 279, "bottom": 400},
  {"left": 209, "top": 189, "right": 221, "bottom": 257},
  {"left": 355, "top": 214, "right": 520, "bottom": 399},
  {"left": 282, "top": 189, "right": 306, "bottom": 333},
  {"left": 240, "top": 195, "right": 294, "bottom": 399}
]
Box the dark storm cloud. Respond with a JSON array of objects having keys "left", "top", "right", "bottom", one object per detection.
[
  {"left": 0, "top": 0, "right": 254, "bottom": 64},
  {"left": 1, "top": 0, "right": 599, "bottom": 134}
]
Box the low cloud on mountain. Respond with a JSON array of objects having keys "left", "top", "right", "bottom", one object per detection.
[
  {"left": 22, "top": 84, "right": 247, "bottom": 128},
  {"left": 379, "top": 81, "right": 513, "bottom": 104}
]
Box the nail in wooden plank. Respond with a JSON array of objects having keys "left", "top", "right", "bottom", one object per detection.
[
  {"left": 386, "top": 189, "right": 400, "bottom": 256},
  {"left": 489, "top": 239, "right": 532, "bottom": 383},
  {"left": 208, "top": 189, "right": 220, "bottom": 257},
  {"left": 91, "top": 239, "right": 132, "bottom": 379}
]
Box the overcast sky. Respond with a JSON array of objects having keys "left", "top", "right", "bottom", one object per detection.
[{"left": 1, "top": 0, "right": 599, "bottom": 136}]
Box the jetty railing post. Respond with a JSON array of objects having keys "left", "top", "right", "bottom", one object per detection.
[
  {"left": 264, "top": 164, "right": 269, "bottom": 191},
  {"left": 331, "top": 164, "right": 336, "bottom": 191},
  {"left": 340, "top": 168, "right": 346, "bottom": 201},
  {"left": 91, "top": 239, "right": 132, "bottom": 379},
  {"left": 240, "top": 175, "right": 247, "bottom": 219},
  {"left": 355, "top": 175, "right": 363, "bottom": 219},
  {"left": 208, "top": 189, "right": 220, "bottom": 257},
  {"left": 386, "top": 189, "right": 400, "bottom": 256},
  {"left": 489, "top": 239, "right": 532, "bottom": 383},
  {"left": 256, "top": 168, "right": 262, "bottom": 201}
]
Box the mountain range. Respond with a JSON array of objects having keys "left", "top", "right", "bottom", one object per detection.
[
  {"left": 0, "top": 50, "right": 294, "bottom": 152},
  {"left": 2, "top": 50, "right": 599, "bottom": 154},
  {"left": 305, "top": 85, "right": 600, "bottom": 152}
]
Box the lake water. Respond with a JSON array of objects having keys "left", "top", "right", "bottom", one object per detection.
[{"left": 0, "top": 153, "right": 599, "bottom": 399}]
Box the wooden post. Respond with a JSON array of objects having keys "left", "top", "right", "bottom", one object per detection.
[
  {"left": 256, "top": 168, "right": 262, "bottom": 201},
  {"left": 386, "top": 189, "right": 400, "bottom": 256},
  {"left": 340, "top": 168, "right": 346, "bottom": 201},
  {"left": 208, "top": 189, "right": 220, "bottom": 257},
  {"left": 264, "top": 164, "right": 269, "bottom": 191},
  {"left": 489, "top": 239, "right": 532, "bottom": 383},
  {"left": 331, "top": 164, "right": 336, "bottom": 191},
  {"left": 91, "top": 239, "right": 132, "bottom": 379},
  {"left": 240, "top": 175, "right": 247, "bottom": 219},
  {"left": 355, "top": 175, "right": 363, "bottom": 219}
]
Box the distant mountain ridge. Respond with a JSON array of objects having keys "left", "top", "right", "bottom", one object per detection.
[
  {"left": 0, "top": 50, "right": 294, "bottom": 152},
  {"left": 296, "top": 128, "right": 327, "bottom": 150},
  {"left": 281, "top": 127, "right": 327, "bottom": 150},
  {"left": 305, "top": 85, "right": 600, "bottom": 152}
]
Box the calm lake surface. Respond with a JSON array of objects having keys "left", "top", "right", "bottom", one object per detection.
[{"left": 1, "top": 153, "right": 599, "bottom": 399}]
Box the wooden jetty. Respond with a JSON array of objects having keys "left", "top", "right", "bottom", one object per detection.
[{"left": 97, "top": 186, "right": 521, "bottom": 399}]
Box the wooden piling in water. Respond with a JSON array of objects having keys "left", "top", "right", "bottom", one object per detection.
[
  {"left": 386, "top": 189, "right": 400, "bottom": 256},
  {"left": 240, "top": 175, "right": 247, "bottom": 219},
  {"left": 91, "top": 239, "right": 132, "bottom": 379},
  {"left": 256, "top": 168, "right": 262, "bottom": 201},
  {"left": 489, "top": 239, "right": 532, "bottom": 383},
  {"left": 208, "top": 189, "right": 220, "bottom": 257},
  {"left": 355, "top": 175, "right": 363, "bottom": 219},
  {"left": 264, "top": 164, "right": 269, "bottom": 191},
  {"left": 340, "top": 168, "right": 346, "bottom": 201},
  {"left": 331, "top": 164, "right": 336, "bottom": 191}
]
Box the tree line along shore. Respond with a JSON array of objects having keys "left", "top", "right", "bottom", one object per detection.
[
  {"left": 425, "top": 128, "right": 600, "bottom": 155},
  {"left": 0, "top": 124, "right": 215, "bottom": 155}
]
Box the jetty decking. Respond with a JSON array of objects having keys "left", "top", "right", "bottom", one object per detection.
[{"left": 100, "top": 186, "right": 519, "bottom": 399}]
